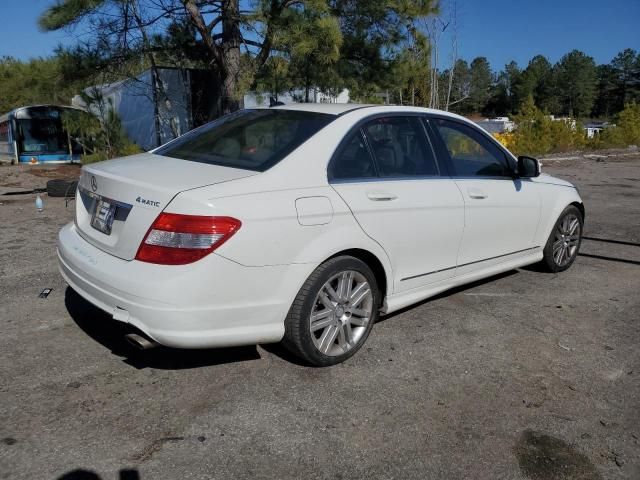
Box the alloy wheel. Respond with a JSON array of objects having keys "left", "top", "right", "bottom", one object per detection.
[
  {"left": 309, "top": 270, "right": 373, "bottom": 356},
  {"left": 552, "top": 213, "right": 581, "bottom": 267}
]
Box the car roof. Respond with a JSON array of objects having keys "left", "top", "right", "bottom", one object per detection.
[
  {"left": 265, "top": 103, "right": 375, "bottom": 115},
  {"left": 265, "top": 103, "right": 467, "bottom": 121}
]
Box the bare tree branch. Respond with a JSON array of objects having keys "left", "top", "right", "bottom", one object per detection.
[{"left": 182, "top": 0, "right": 224, "bottom": 71}]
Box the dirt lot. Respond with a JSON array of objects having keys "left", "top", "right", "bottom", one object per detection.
[{"left": 1, "top": 155, "right": 639, "bottom": 480}]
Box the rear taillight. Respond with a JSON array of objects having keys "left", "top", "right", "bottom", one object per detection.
[{"left": 135, "top": 213, "right": 241, "bottom": 265}]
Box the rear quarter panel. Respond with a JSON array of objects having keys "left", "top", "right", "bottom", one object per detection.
[{"left": 165, "top": 185, "right": 396, "bottom": 293}]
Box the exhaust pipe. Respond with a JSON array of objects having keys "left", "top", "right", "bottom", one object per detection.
[{"left": 125, "top": 333, "right": 159, "bottom": 350}]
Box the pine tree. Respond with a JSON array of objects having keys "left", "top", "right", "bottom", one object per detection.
[
  {"left": 611, "top": 48, "right": 640, "bottom": 111},
  {"left": 555, "top": 50, "right": 598, "bottom": 117},
  {"left": 467, "top": 57, "right": 492, "bottom": 114}
]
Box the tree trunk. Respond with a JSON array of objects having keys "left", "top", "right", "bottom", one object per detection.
[
  {"left": 445, "top": 0, "right": 459, "bottom": 112},
  {"left": 305, "top": 73, "right": 311, "bottom": 103},
  {"left": 67, "top": 132, "right": 73, "bottom": 160},
  {"left": 221, "top": 0, "right": 242, "bottom": 114},
  {"left": 130, "top": 2, "right": 163, "bottom": 145},
  {"left": 181, "top": 69, "right": 193, "bottom": 132},
  {"left": 150, "top": 66, "right": 163, "bottom": 147}
]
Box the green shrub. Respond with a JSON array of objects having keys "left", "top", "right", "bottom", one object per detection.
[
  {"left": 510, "top": 101, "right": 640, "bottom": 154},
  {"left": 510, "top": 96, "right": 586, "bottom": 156},
  {"left": 80, "top": 151, "right": 109, "bottom": 164},
  {"left": 119, "top": 142, "right": 144, "bottom": 157},
  {"left": 596, "top": 102, "right": 640, "bottom": 148},
  {"left": 62, "top": 89, "right": 144, "bottom": 165},
  {"left": 80, "top": 140, "right": 142, "bottom": 164}
]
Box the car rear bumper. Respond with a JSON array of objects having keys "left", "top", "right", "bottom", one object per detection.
[{"left": 57, "top": 222, "right": 312, "bottom": 349}]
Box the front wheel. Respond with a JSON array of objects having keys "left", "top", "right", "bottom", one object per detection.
[
  {"left": 541, "top": 205, "right": 583, "bottom": 272},
  {"left": 282, "top": 256, "right": 380, "bottom": 366}
]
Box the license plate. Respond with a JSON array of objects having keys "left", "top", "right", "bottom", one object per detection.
[{"left": 91, "top": 199, "right": 116, "bottom": 235}]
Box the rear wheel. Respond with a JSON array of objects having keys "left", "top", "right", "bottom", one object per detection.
[
  {"left": 541, "top": 205, "right": 583, "bottom": 272},
  {"left": 282, "top": 256, "right": 380, "bottom": 366}
]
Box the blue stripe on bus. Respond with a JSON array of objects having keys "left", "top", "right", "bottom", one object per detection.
[{"left": 19, "top": 154, "right": 81, "bottom": 163}]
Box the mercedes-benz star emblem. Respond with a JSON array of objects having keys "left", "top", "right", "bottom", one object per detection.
[{"left": 91, "top": 176, "right": 97, "bottom": 192}]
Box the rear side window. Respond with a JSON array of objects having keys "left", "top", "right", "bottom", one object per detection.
[
  {"left": 331, "top": 130, "right": 377, "bottom": 180},
  {"left": 155, "top": 109, "right": 334, "bottom": 171},
  {"left": 432, "top": 118, "right": 512, "bottom": 177},
  {"left": 362, "top": 116, "right": 438, "bottom": 177}
]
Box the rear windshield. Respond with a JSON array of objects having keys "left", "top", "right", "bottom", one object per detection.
[{"left": 155, "top": 109, "right": 334, "bottom": 171}]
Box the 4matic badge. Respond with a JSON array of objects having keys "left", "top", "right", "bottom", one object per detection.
[{"left": 136, "top": 196, "right": 160, "bottom": 207}]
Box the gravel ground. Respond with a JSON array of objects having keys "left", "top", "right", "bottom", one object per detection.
[{"left": 0, "top": 156, "right": 638, "bottom": 480}]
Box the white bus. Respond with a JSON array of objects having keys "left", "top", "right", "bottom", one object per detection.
[{"left": 0, "top": 105, "right": 83, "bottom": 164}]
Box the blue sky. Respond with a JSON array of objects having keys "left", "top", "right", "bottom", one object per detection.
[
  {"left": 1, "top": 0, "right": 638, "bottom": 70},
  {"left": 445, "top": 0, "right": 640, "bottom": 68}
]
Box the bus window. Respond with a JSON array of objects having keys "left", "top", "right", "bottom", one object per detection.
[
  {"left": 13, "top": 107, "right": 82, "bottom": 156},
  {"left": 18, "top": 118, "right": 66, "bottom": 153}
]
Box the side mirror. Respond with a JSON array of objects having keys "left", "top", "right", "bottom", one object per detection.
[{"left": 517, "top": 156, "right": 540, "bottom": 178}]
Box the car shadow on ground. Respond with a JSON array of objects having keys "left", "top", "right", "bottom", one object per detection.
[
  {"left": 577, "top": 236, "right": 640, "bottom": 265},
  {"left": 263, "top": 270, "right": 518, "bottom": 366},
  {"left": 57, "top": 469, "right": 139, "bottom": 480},
  {"left": 377, "top": 269, "right": 520, "bottom": 323},
  {"left": 64, "top": 287, "right": 261, "bottom": 370},
  {"left": 64, "top": 269, "right": 533, "bottom": 369},
  {"left": 259, "top": 342, "right": 313, "bottom": 367}
]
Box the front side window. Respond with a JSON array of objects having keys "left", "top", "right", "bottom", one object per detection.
[
  {"left": 330, "top": 130, "right": 376, "bottom": 180},
  {"left": 362, "top": 116, "right": 438, "bottom": 177},
  {"left": 433, "top": 118, "right": 512, "bottom": 177},
  {"left": 156, "top": 109, "right": 334, "bottom": 171}
]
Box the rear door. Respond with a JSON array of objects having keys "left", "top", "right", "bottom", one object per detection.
[
  {"left": 427, "top": 117, "right": 541, "bottom": 273},
  {"left": 330, "top": 115, "right": 465, "bottom": 293}
]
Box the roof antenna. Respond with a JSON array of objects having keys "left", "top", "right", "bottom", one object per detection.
[{"left": 269, "top": 96, "right": 284, "bottom": 107}]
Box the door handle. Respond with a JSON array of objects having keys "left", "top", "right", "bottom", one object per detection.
[
  {"left": 367, "top": 192, "right": 398, "bottom": 201},
  {"left": 467, "top": 188, "right": 488, "bottom": 199}
]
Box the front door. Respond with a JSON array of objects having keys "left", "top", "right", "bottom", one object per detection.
[{"left": 428, "top": 117, "right": 541, "bottom": 273}]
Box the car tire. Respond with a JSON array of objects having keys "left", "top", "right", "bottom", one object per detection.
[
  {"left": 282, "top": 256, "right": 380, "bottom": 366},
  {"left": 540, "top": 205, "right": 583, "bottom": 272},
  {"left": 47, "top": 179, "right": 78, "bottom": 198}
]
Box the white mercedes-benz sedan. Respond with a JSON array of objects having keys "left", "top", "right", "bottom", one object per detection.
[{"left": 58, "top": 104, "right": 584, "bottom": 366}]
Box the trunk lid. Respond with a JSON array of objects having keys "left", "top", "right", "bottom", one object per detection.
[{"left": 75, "top": 152, "right": 257, "bottom": 260}]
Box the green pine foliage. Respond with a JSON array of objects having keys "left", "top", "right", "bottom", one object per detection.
[
  {"left": 0, "top": 56, "right": 75, "bottom": 113},
  {"left": 555, "top": 50, "right": 598, "bottom": 117},
  {"left": 509, "top": 99, "right": 640, "bottom": 156},
  {"left": 61, "top": 90, "right": 142, "bottom": 163},
  {"left": 467, "top": 57, "right": 492, "bottom": 114},
  {"left": 509, "top": 96, "right": 586, "bottom": 156},
  {"left": 594, "top": 102, "right": 640, "bottom": 149}
]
